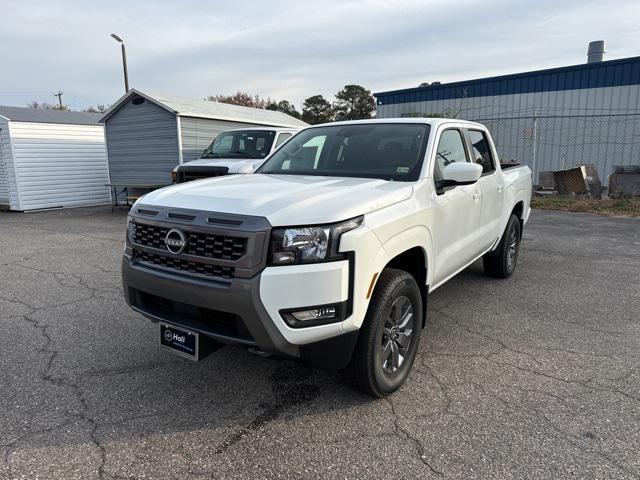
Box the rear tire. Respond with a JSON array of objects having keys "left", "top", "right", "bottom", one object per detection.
[
  {"left": 483, "top": 214, "right": 521, "bottom": 278},
  {"left": 345, "top": 268, "right": 422, "bottom": 398}
]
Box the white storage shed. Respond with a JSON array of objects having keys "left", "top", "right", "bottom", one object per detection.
[{"left": 0, "top": 106, "right": 110, "bottom": 211}]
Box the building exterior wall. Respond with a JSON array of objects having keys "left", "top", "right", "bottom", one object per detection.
[
  {"left": 0, "top": 119, "right": 21, "bottom": 208},
  {"left": 376, "top": 84, "right": 640, "bottom": 184},
  {"left": 8, "top": 121, "right": 110, "bottom": 211},
  {"left": 104, "top": 96, "right": 179, "bottom": 185},
  {"left": 0, "top": 117, "right": 11, "bottom": 204},
  {"left": 179, "top": 116, "right": 276, "bottom": 162}
]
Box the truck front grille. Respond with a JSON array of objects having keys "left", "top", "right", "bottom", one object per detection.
[
  {"left": 132, "top": 222, "right": 247, "bottom": 261},
  {"left": 177, "top": 167, "right": 229, "bottom": 183},
  {"left": 127, "top": 208, "right": 270, "bottom": 282},
  {"left": 134, "top": 250, "right": 235, "bottom": 280}
]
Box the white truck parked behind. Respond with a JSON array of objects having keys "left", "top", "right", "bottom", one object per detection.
[
  {"left": 172, "top": 127, "right": 300, "bottom": 183},
  {"left": 123, "top": 119, "right": 532, "bottom": 397}
]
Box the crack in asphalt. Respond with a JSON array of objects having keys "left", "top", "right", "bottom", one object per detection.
[
  {"left": 2, "top": 209, "right": 639, "bottom": 478},
  {"left": 472, "top": 382, "right": 635, "bottom": 476},
  {"left": 0, "top": 266, "right": 121, "bottom": 479},
  {"left": 420, "top": 307, "right": 640, "bottom": 476},
  {"left": 1, "top": 306, "right": 108, "bottom": 479},
  {"left": 385, "top": 397, "right": 444, "bottom": 476}
]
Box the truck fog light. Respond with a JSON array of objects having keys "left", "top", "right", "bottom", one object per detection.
[
  {"left": 282, "top": 304, "right": 344, "bottom": 328},
  {"left": 291, "top": 307, "right": 336, "bottom": 322}
]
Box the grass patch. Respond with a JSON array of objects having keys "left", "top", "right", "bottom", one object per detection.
[{"left": 531, "top": 195, "right": 640, "bottom": 217}]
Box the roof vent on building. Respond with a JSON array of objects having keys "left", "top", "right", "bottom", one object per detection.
[{"left": 587, "top": 40, "right": 606, "bottom": 63}]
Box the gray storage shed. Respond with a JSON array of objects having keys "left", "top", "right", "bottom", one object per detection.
[{"left": 100, "top": 89, "right": 308, "bottom": 187}]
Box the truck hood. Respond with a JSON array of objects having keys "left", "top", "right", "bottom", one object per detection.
[
  {"left": 177, "top": 158, "right": 263, "bottom": 173},
  {"left": 138, "top": 174, "right": 413, "bottom": 225}
]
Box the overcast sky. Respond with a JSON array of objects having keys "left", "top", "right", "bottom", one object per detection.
[{"left": 1, "top": 0, "right": 638, "bottom": 111}]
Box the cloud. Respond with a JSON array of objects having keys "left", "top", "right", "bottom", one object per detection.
[{"left": 0, "top": 0, "right": 638, "bottom": 111}]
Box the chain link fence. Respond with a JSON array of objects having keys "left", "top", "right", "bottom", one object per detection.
[{"left": 476, "top": 113, "right": 640, "bottom": 186}]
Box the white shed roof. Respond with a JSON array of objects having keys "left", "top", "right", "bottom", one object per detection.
[
  {"left": 100, "top": 89, "right": 308, "bottom": 128},
  {"left": 0, "top": 105, "right": 102, "bottom": 125}
]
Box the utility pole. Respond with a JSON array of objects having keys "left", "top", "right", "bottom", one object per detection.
[
  {"left": 110, "top": 34, "right": 129, "bottom": 93},
  {"left": 54, "top": 91, "right": 64, "bottom": 109}
]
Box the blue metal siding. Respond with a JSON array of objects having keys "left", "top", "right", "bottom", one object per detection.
[{"left": 375, "top": 56, "right": 640, "bottom": 105}]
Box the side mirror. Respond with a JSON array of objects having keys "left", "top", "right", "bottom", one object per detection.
[{"left": 442, "top": 162, "right": 482, "bottom": 185}]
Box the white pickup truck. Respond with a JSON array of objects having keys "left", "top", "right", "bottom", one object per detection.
[
  {"left": 123, "top": 118, "right": 531, "bottom": 397},
  {"left": 172, "top": 127, "right": 300, "bottom": 183}
]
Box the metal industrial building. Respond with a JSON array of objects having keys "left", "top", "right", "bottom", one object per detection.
[
  {"left": 0, "top": 106, "right": 110, "bottom": 211},
  {"left": 375, "top": 45, "right": 640, "bottom": 184},
  {"left": 100, "top": 89, "right": 308, "bottom": 187}
]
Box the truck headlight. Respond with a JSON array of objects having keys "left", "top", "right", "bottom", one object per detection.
[
  {"left": 126, "top": 216, "right": 136, "bottom": 243},
  {"left": 269, "top": 217, "right": 362, "bottom": 265}
]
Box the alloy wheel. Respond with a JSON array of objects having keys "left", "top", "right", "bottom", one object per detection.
[{"left": 381, "top": 295, "right": 414, "bottom": 374}]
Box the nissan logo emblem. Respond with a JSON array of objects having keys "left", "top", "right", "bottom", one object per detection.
[{"left": 165, "top": 228, "right": 187, "bottom": 255}]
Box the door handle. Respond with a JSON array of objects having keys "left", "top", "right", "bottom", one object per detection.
[{"left": 473, "top": 191, "right": 481, "bottom": 201}]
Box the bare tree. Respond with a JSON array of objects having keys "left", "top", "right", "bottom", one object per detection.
[
  {"left": 445, "top": 87, "right": 470, "bottom": 118},
  {"left": 27, "top": 101, "right": 69, "bottom": 111},
  {"left": 83, "top": 105, "right": 109, "bottom": 113},
  {"left": 205, "top": 92, "right": 275, "bottom": 109}
]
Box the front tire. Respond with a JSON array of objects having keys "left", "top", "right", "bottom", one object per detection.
[
  {"left": 345, "top": 268, "right": 422, "bottom": 398},
  {"left": 483, "top": 214, "right": 522, "bottom": 278}
]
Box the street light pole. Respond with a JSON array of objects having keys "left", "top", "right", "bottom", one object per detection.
[{"left": 110, "top": 34, "right": 129, "bottom": 93}]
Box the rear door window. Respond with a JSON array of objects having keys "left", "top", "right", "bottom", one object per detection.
[{"left": 467, "top": 130, "right": 495, "bottom": 174}]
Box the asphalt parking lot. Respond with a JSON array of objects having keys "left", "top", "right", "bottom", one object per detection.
[{"left": 1, "top": 207, "right": 639, "bottom": 479}]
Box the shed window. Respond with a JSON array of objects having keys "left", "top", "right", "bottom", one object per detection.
[{"left": 132, "top": 97, "right": 145, "bottom": 105}]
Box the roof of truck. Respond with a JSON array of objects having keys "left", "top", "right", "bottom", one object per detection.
[
  {"left": 221, "top": 126, "right": 302, "bottom": 133},
  {"left": 307, "top": 117, "right": 486, "bottom": 128}
]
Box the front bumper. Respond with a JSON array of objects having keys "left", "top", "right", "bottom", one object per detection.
[{"left": 122, "top": 255, "right": 358, "bottom": 370}]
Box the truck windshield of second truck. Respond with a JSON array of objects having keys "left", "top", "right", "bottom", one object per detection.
[
  {"left": 258, "top": 123, "right": 430, "bottom": 182},
  {"left": 201, "top": 130, "right": 276, "bottom": 159}
]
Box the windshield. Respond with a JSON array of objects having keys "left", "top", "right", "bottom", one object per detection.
[
  {"left": 201, "top": 130, "right": 276, "bottom": 159},
  {"left": 256, "top": 123, "right": 430, "bottom": 181}
]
